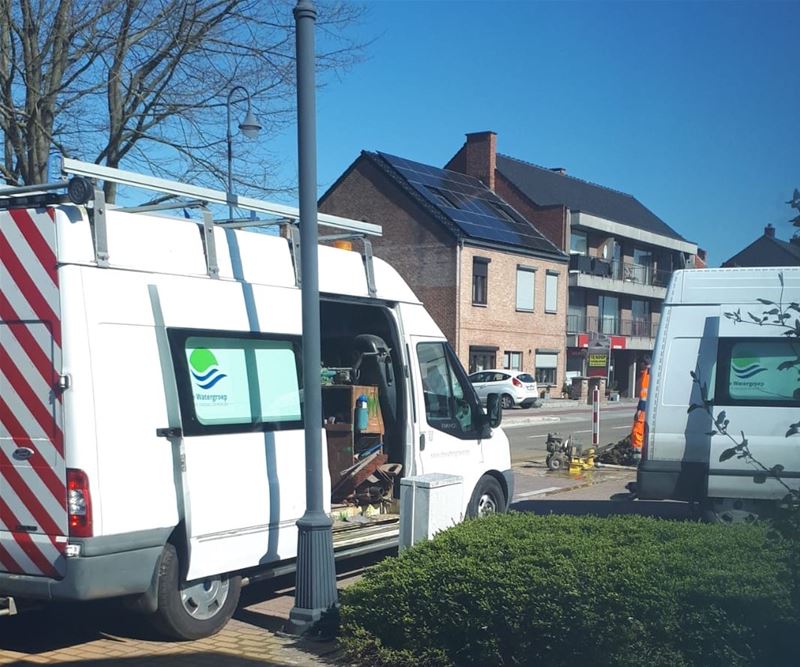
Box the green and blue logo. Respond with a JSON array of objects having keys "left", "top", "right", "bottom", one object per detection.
[
  {"left": 189, "top": 348, "right": 227, "bottom": 390},
  {"left": 731, "top": 357, "right": 767, "bottom": 380}
]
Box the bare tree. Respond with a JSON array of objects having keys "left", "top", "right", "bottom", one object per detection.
[{"left": 0, "top": 0, "right": 367, "bottom": 201}]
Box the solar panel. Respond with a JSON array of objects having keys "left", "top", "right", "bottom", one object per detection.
[{"left": 377, "top": 152, "right": 559, "bottom": 255}]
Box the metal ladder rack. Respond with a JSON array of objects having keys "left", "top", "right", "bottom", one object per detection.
[{"left": 1, "top": 158, "right": 382, "bottom": 293}]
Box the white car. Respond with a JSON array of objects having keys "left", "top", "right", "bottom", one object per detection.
[{"left": 469, "top": 369, "right": 539, "bottom": 409}]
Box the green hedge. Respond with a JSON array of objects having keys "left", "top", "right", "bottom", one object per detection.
[{"left": 340, "top": 514, "right": 798, "bottom": 667}]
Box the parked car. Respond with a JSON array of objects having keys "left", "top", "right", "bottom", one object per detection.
[{"left": 469, "top": 370, "right": 539, "bottom": 409}]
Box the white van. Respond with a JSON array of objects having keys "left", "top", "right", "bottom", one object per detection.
[
  {"left": 0, "top": 163, "right": 512, "bottom": 638},
  {"left": 636, "top": 266, "right": 800, "bottom": 522}
]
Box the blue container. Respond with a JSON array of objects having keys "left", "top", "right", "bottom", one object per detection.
[{"left": 355, "top": 394, "right": 369, "bottom": 431}]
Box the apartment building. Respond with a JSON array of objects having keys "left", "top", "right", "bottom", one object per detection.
[
  {"left": 319, "top": 150, "right": 569, "bottom": 390},
  {"left": 447, "top": 131, "right": 699, "bottom": 396}
]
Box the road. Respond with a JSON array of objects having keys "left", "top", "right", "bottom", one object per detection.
[{"left": 505, "top": 408, "right": 634, "bottom": 464}]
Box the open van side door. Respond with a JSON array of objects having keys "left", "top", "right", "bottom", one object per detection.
[{"left": 165, "top": 328, "right": 307, "bottom": 581}]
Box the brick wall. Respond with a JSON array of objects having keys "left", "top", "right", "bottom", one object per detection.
[
  {"left": 458, "top": 245, "right": 567, "bottom": 385},
  {"left": 319, "top": 156, "right": 459, "bottom": 344}
]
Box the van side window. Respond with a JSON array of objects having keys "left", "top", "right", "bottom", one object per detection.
[
  {"left": 417, "top": 341, "right": 481, "bottom": 439},
  {"left": 715, "top": 337, "right": 800, "bottom": 407},
  {"left": 168, "top": 329, "right": 303, "bottom": 435}
]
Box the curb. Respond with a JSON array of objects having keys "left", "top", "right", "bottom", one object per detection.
[{"left": 502, "top": 416, "right": 561, "bottom": 429}]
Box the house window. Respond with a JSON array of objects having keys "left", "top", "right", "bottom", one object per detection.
[
  {"left": 570, "top": 230, "right": 588, "bottom": 255},
  {"left": 473, "top": 257, "right": 489, "bottom": 305},
  {"left": 599, "top": 294, "right": 619, "bottom": 335},
  {"left": 631, "top": 299, "right": 651, "bottom": 337},
  {"left": 535, "top": 351, "right": 558, "bottom": 386},
  {"left": 631, "top": 248, "right": 653, "bottom": 284},
  {"left": 545, "top": 271, "right": 559, "bottom": 313},
  {"left": 568, "top": 288, "right": 586, "bottom": 333},
  {"left": 427, "top": 186, "right": 460, "bottom": 209},
  {"left": 503, "top": 351, "right": 522, "bottom": 371},
  {"left": 515, "top": 266, "right": 535, "bottom": 311},
  {"left": 469, "top": 346, "right": 497, "bottom": 373}
]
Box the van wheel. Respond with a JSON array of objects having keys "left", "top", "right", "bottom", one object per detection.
[
  {"left": 150, "top": 543, "right": 241, "bottom": 640},
  {"left": 467, "top": 476, "right": 506, "bottom": 518},
  {"left": 500, "top": 394, "right": 514, "bottom": 410},
  {"left": 702, "top": 498, "right": 762, "bottom": 524}
]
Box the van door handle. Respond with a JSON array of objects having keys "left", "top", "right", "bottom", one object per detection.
[
  {"left": 419, "top": 433, "right": 425, "bottom": 451},
  {"left": 156, "top": 427, "right": 182, "bottom": 438}
]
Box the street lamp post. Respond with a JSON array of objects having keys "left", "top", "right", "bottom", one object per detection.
[
  {"left": 287, "top": 0, "right": 338, "bottom": 634},
  {"left": 226, "top": 86, "right": 262, "bottom": 221}
]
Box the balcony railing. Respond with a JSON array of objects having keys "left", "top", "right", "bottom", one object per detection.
[
  {"left": 568, "top": 254, "right": 672, "bottom": 287},
  {"left": 567, "top": 314, "right": 658, "bottom": 338}
]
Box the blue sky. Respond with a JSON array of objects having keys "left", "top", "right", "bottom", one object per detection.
[{"left": 269, "top": 0, "right": 799, "bottom": 267}]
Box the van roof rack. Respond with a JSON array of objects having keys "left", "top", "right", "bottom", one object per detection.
[{"left": 1, "top": 158, "right": 382, "bottom": 294}]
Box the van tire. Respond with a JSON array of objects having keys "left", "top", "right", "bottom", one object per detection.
[
  {"left": 500, "top": 394, "right": 514, "bottom": 410},
  {"left": 150, "top": 543, "right": 241, "bottom": 641},
  {"left": 701, "top": 498, "right": 763, "bottom": 524},
  {"left": 467, "top": 476, "right": 506, "bottom": 518}
]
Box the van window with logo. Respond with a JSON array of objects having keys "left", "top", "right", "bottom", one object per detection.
[
  {"left": 169, "top": 329, "right": 303, "bottom": 435},
  {"left": 717, "top": 338, "right": 800, "bottom": 406}
]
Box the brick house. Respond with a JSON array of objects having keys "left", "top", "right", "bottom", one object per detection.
[
  {"left": 319, "top": 151, "right": 569, "bottom": 391},
  {"left": 722, "top": 224, "right": 800, "bottom": 267},
  {"left": 446, "top": 131, "right": 699, "bottom": 397}
]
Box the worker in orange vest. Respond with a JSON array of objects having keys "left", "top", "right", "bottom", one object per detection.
[{"left": 631, "top": 355, "right": 651, "bottom": 461}]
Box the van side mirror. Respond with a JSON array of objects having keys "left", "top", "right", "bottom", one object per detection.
[{"left": 486, "top": 393, "right": 502, "bottom": 429}]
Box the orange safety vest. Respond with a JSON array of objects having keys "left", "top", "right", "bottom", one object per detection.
[{"left": 631, "top": 366, "right": 650, "bottom": 450}]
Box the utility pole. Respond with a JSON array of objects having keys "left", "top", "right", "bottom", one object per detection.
[{"left": 287, "top": 0, "right": 338, "bottom": 634}]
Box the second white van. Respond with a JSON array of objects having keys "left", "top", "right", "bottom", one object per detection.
[{"left": 637, "top": 266, "right": 800, "bottom": 522}]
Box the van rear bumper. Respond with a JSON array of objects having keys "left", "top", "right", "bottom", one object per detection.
[
  {"left": 0, "top": 528, "right": 169, "bottom": 602},
  {"left": 637, "top": 460, "right": 707, "bottom": 501}
]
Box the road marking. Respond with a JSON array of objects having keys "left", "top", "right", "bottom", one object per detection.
[{"left": 516, "top": 486, "right": 562, "bottom": 498}]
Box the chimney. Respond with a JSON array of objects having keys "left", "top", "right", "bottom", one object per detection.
[
  {"left": 464, "top": 131, "right": 496, "bottom": 190},
  {"left": 765, "top": 224, "right": 776, "bottom": 238},
  {"left": 550, "top": 167, "right": 567, "bottom": 175}
]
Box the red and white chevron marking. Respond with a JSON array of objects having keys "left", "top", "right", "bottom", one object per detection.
[{"left": 0, "top": 207, "right": 67, "bottom": 578}]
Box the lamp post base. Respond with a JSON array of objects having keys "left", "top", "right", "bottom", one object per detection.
[{"left": 285, "top": 510, "right": 338, "bottom": 635}]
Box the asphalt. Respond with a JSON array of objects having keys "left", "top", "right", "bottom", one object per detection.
[{"left": 500, "top": 395, "right": 638, "bottom": 428}]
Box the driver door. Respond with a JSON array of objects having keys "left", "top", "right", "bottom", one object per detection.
[{"left": 411, "top": 337, "right": 486, "bottom": 479}]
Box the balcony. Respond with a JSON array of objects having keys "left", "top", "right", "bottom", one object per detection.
[
  {"left": 567, "top": 314, "right": 658, "bottom": 350},
  {"left": 568, "top": 255, "right": 671, "bottom": 298}
]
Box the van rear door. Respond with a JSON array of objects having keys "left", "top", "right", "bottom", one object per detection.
[{"left": 0, "top": 207, "right": 67, "bottom": 578}]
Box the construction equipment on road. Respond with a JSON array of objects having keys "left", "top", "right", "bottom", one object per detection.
[
  {"left": 545, "top": 432, "right": 597, "bottom": 473},
  {"left": 546, "top": 432, "right": 637, "bottom": 473}
]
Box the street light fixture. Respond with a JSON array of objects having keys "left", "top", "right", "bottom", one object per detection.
[{"left": 226, "top": 85, "right": 262, "bottom": 220}]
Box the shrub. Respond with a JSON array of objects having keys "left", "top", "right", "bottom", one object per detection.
[{"left": 340, "top": 514, "right": 798, "bottom": 667}]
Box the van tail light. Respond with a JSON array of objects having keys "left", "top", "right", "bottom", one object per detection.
[
  {"left": 67, "top": 469, "right": 93, "bottom": 538},
  {"left": 512, "top": 377, "right": 523, "bottom": 387}
]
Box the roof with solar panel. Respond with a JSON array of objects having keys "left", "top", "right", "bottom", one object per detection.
[{"left": 365, "top": 151, "right": 565, "bottom": 258}]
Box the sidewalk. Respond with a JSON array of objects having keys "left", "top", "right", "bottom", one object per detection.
[{"left": 501, "top": 395, "right": 637, "bottom": 428}]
